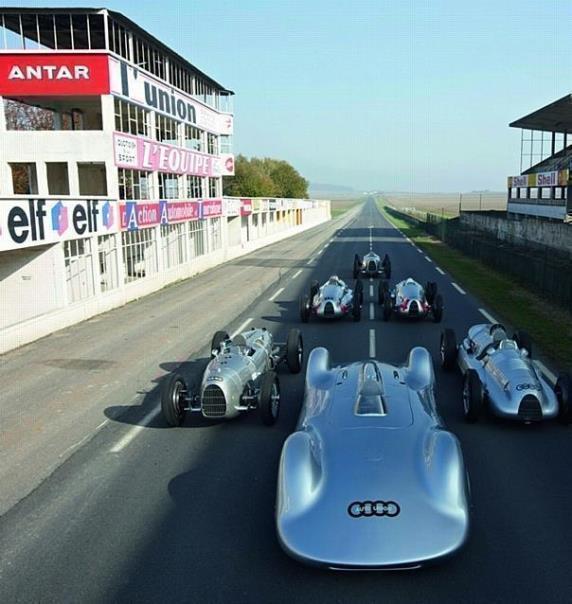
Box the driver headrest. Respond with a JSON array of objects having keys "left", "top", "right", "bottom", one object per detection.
[{"left": 233, "top": 335, "right": 247, "bottom": 347}]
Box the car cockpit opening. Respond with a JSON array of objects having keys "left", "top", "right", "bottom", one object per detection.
[{"left": 356, "top": 362, "right": 387, "bottom": 416}]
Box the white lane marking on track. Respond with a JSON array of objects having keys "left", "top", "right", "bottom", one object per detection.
[
  {"left": 435, "top": 267, "right": 445, "bottom": 275},
  {"left": 478, "top": 308, "right": 497, "bottom": 323},
  {"left": 369, "top": 303, "right": 374, "bottom": 320},
  {"left": 231, "top": 318, "right": 253, "bottom": 338},
  {"left": 369, "top": 329, "right": 376, "bottom": 358},
  {"left": 424, "top": 255, "right": 433, "bottom": 263},
  {"left": 417, "top": 248, "right": 423, "bottom": 254},
  {"left": 110, "top": 408, "right": 160, "bottom": 453},
  {"left": 291, "top": 269, "right": 302, "bottom": 279},
  {"left": 306, "top": 257, "right": 315, "bottom": 265},
  {"left": 269, "top": 287, "right": 284, "bottom": 302},
  {"left": 535, "top": 361, "right": 557, "bottom": 386},
  {"left": 369, "top": 285, "right": 374, "bottom": 297},
  {"left": 452, "top": 282, "right": 466, "bottom": 295},
  {"left": 369, "top": 277, "right": 373, "bottom": 283}
]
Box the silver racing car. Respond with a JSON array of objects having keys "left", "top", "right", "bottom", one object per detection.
[
  {"left": 299, "top": 275, "right": 363, "bottom": 322},
  {"left": 440, "top": 323, "right": 572, "bottom": 424},
  {"left": 276, "top": 346, "right": 470, "bottom": 569},
  {"left": 353, "top": 251, "right": 391, "bottom": 279},
  {"left": 161, "top": 327, "right": 303, "bottom": 427},
  {"left": 379, "top": 277, "right": 443, "bottom": 322}
]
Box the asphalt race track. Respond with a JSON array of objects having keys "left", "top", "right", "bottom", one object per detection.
[{"left": 1, "top": 199, "right": 571, "bottom": 603}]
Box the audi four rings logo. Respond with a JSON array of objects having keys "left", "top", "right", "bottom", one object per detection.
[
  {"left": 516, "top": 383, "right": 540, "bottom": 391},
  {"left": 348, "top": 500, "right": 400, "bottom": 518}
]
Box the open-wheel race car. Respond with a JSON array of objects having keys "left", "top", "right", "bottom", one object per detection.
[
  {"left": 276, "top": 346, "right": 470, "bottom": 569},
  {"left": 379, "top": 277, "right": 443, "bottom": 322},
  {"left": 161, "top": 327, "right": 303, "bottom": 427},
  {"left": 299, "top": 276, "right": 363, "bottom": 323},
  {"left": 440, "top": 323, "right": 572, "bottom": 424},
  {"left": 353, "top": 251, "right": 391, "bottom": 279}
]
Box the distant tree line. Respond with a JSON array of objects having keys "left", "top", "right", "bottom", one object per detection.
[{"left": 223, "top": 154, "right": 309, "bottom": 198}]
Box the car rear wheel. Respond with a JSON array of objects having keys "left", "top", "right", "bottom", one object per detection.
[
  {"left": 382, "top": 298, "right": 392, "bottom": 321},
  {"left": 555, "top": 373, "right": 572, "bottom": 425},
  {"left": 432, "top": 294, "right": 444, "bottom": 323},
  {"left": 440, "top": 328, "right": 458, "bottom": 370},
  {"left": 353, "top": 254, "right": 361, "bottom": 279},
  {"left": 425, "top": 281, "right": 437, "bottom": 306},
  {"left": 211, "top": 330, "right": 229, "bottom": 358},
  {"left": 378, "top": 280, "right": 389, "bottom": 305},
  {"left": 299, "top": 295, "right": 311, "bottom": 323},
  {"left": 310, "top": 280, "right": 320, "bottom": 299},
  {"left": 382, "top": 254, "right": 391, "bottom": 279},
  {"left": 354, "top": 279, "right": 364, "bottom": 306},
  {"left": 161, "top": 373, "right": 189, "bottom": 427},
  {"left": 463, "top": 369, "right": 483, "bottom": 423},
  {"left": 286, "top": 328, "right": 303, "bottom": 374},
  {"left": 514, "top": 330, "right": 532, "bottom": 358},
  {"left": 259, "top": 371, "right": 280, "bottom": 426}
]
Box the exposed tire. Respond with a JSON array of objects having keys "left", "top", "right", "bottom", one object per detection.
[
  {"left": 354, "top": 279, "right": 364, "bottom": 306},
  {"left": 353, "top": 254, "right": 361, "bottom": 279},
  {"left": 352, "top": 300, "right": 362, "bottom": 322},
  {"left": 310, "top": 280, "right": 320, "bottom": 300},
  {"left": 432, "top": 294, "right": 444, "bottom": 323},
  {"left": 299, "top": 295, "right": 311, "bottom": 323},
  {"left": 463, "top": 369, "right": 483, "bottom": 423},
  {"left": 259, "top": 371, "right": 280, "bottom": 426},
  {"left": 161, "top": 373, "right": 189, "bottom": 427},
  {"left": 382, "top": 298, "right": 392, "bottom": 321},
  {"left": 555, "top": 373, "right": 572, "bottom": 425},
  {"left": 440, "top": 328, "right": 457, "bottom": 370},
  {"left": 378, "top": 280, "right": 389, "bottom": 305},
  {"left": 382, "top": 254, "right": 391, "bottom": 279},
  {"left": 425, "top": 281, "right": 437, "bottom": 306},
  {"left": 211, "top": 330, "right": 229, "bottom": 357},
  {"left": 514, "top": 330, "right": 532, "bottom": 358},
  {"left": 286, "top": 328, "right": 303, "bottom": 374}
]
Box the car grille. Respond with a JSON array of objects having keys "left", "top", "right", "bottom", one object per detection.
[
  {"left": 518, "top": 395, "right": 542, "bottom": 422},
  {"left": 202, "top": 385, "right": 226, "bottom": 418},
  {"left": 368, "top": 260, "right": 376, "bottom": 272},
  {"left": 324, "top": 301, "right": 335, "bottom": 316},
  {"left": 409, "top": 300, "right": 419, "bottom": 315}
]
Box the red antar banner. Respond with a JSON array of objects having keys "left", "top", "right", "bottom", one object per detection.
[{"left": 0, "top": 53, "right": 110, "bottom": 96}]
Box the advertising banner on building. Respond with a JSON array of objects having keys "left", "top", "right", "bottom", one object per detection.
[
  {"left": 224, "top": 198, "right": 241, "bottom": 217},
  {"left": 113, "top": 132, "right": 222, "bottom": 177},
  {"left": 108, "top": 57, "right": 233, "bottom": 136},
  {"left": 201, "top": 199, "right": 223, "bottom": 219},
  {"left": 120, "top": 200, "right": 201, "bottom": 230},
  {"left": 0, "top": 53, "right": 110, "bottom": 96},
  {"left": 508, "top": 169, "right": 569, "bottom": 188},
  {"left": 219, "top": 153, "right": 235, "bottom": 176},
  {"left": 0, "top": 198, "right": 117, "bottom": 251},
  {"left": 240, "top": 198, "right": 253, "bottom": 216}
]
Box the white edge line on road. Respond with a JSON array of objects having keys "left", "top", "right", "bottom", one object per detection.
[
  {"left": 417, "top": 248, "right": 423, "bottom": 254},
  {"left": 369, "top": 329, "right": 376, "bottom": 358},
  {"left": 478, "top": 308, "right": 497, "bottom": 323},
  {"left": 110, "top": 408, "right": 160, "bottom": 453},
  {"left": 536, "top": 361, "right": 557, "bottom": 386},
  {"left": 291, "top": 269, "right": 302, "bottom": 280},
  {"left": 369, "top": 303, "right": 374, "bottom": 320},
  {"left": 268, "top": 287, "right": 284, "bottom": 302},
  {"left": 306, "top": 257, "right": 314, "bottom": 265},
  {"left": 231, "top": 317, "right": 253, "bottom": 339},
  {"left": 424, "top": 255, "right": 433, "bottom": 263},
  {"left": 436, "top": 267, "right": 445, "bottom": 275},
  {"left": 452, "top": 282, "right": 466, "bottom": 295},
  {"left": 369, "top": 285, "right": 374, "bottom": 296}
]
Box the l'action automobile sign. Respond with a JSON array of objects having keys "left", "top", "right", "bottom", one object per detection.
[{"left": 0, "top": 53, "right": 110, "bottom": 96}]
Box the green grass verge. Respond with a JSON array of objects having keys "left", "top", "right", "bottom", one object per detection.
[
  {"left": 378, "top": 202, "right": 572, "bottom": 373},
  {"left": 330, "top": 199, "right": 364, "bottom": 219}
]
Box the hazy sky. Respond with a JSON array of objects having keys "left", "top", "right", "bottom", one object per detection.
[{"left": 4, "top": 0, "right": 572, "bottom": 191}]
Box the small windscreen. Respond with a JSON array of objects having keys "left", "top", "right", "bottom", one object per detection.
[{"left": 356, "top": 393, "right": 385, "bottom": 416}]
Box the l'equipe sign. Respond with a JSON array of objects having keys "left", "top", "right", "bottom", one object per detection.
[{"left": 0, "top": 53, "right": 110, "bottom": 96}]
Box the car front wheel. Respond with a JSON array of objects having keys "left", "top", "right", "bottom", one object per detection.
[
  {"left": 259, "top": 371, "right": 280, "bottom": 426},
  {"left": 463, "top": 369, "right": 483, "bottom": 423}
]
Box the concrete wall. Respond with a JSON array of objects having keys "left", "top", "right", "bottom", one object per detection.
[{"left": 460, "top": 211, "right": 572, "bottom": 257}]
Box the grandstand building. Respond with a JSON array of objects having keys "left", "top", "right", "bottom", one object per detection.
[
  {"left": 0, "top": 8, "right": 329, "bottom": 353},
  {"left": 507, "top": 95, "right": 572, "bottom": 220}
]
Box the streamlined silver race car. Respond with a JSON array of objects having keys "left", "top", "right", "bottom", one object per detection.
[
  {"left": 440, "top": 323, "right": 572, "bottom": 424},
  {"left": 353, "top": 251, "right": 391, "bottom": 279},
  {"left": 379, "top": 277, "right": 443, "bottom": 322},
  {"left": 161, "top": 327, "right": 303, "bottom": 427},
  {"left": 276, "top": 347, "right": 470, "bottom": 569},
  {"left": 299, "top": 276, "right": 363, "bottom": 322}
]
